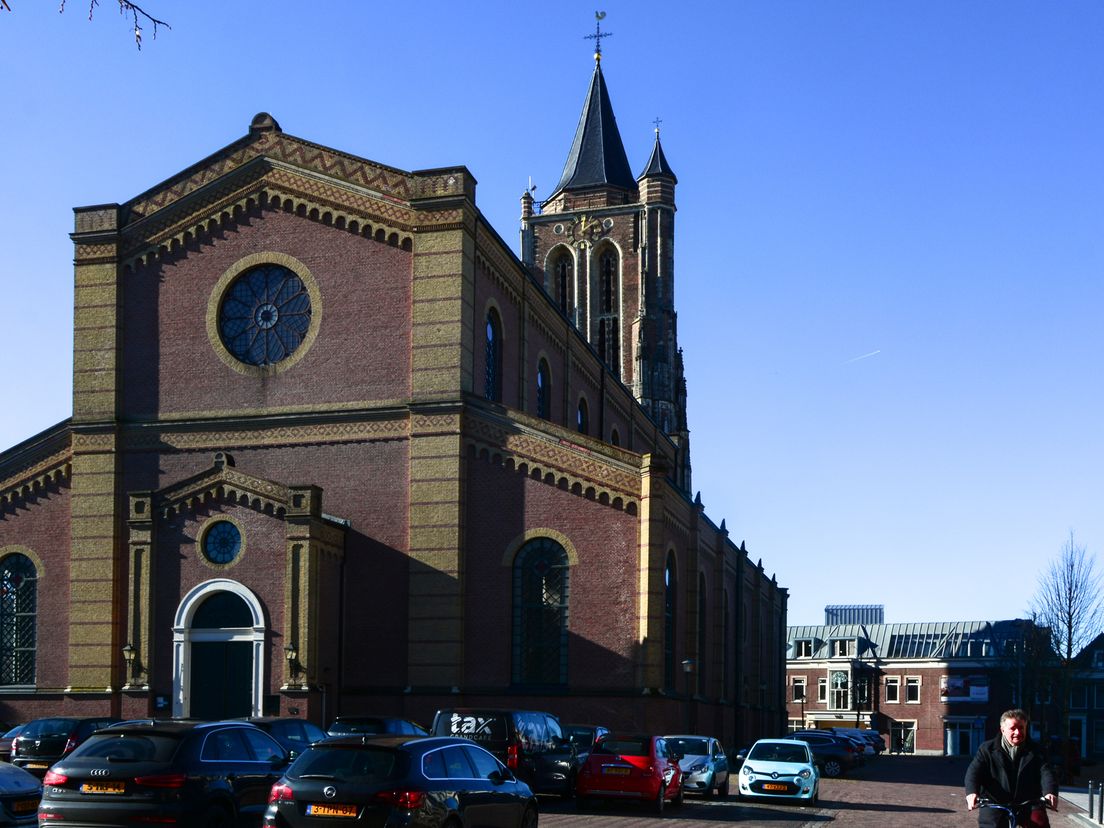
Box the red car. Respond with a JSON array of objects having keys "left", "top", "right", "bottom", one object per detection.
[{"left": 576, "top": 734, "right": 684, "bottom": 813}]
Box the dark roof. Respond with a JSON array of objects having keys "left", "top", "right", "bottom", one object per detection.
[
  {"left": 552, "top": 62, "right": 636, "bottom": 195},
  {"left": 638, "top": 133, "right": 677, "bottom": 183}
]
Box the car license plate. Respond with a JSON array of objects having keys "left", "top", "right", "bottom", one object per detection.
[
  {"left": 602, "top": 766, "right": 630, "bottom": 775},
  {"left": 25, "top": 763, "right": 49, "bottom": 770},
  {"left": 12, "top": 799, "right": 39, "bottom": 813},
  {"left": 81, "top": 782, "right": 125, "bottom": 795},
  {"left": 306, "top": 804, "right": 357, "bottom": 817},
  {"left": 762, "top": 783, "right": 788, "bottom": 791}
]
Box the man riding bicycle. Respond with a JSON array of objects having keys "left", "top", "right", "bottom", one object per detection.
[{"left": 965, "top": 708, "right": 1057, "bottom": 827}]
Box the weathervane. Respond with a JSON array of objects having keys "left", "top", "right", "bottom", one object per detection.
[{"left": 585, "top": 11, "right": 612, "bottom": 62}]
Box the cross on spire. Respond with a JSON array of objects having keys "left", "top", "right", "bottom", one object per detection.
[
  {"left": 584, "top": 11, "right": 612, "bottom": 62},
  {"left": 653, "top": 116, "right": 663, "bottom": 135}
]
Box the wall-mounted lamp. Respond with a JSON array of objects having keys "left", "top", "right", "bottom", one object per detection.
[
  {"left": 681, "top": 658, "right": 695, "bottom": 675},
  {"left": 122, "top": 642, "right": 135, "bottom": 679},
  {"left": 284, "top": 643, "right": 300, "bottom": 684}
]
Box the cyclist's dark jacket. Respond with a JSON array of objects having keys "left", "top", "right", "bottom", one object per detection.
[{"left": 965, "top": 736, "right": 1056, "bottom": 827}]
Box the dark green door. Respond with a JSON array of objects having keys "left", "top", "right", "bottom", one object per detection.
[{"left": 190, "top": 641, "right": 252, "bottom": 719}]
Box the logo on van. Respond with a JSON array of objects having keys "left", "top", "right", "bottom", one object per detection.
[{"left": 450, "top": 714, "right": 494, "bottom": 737}]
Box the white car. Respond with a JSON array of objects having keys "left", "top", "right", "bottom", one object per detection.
[
  {"left": 738, "top": 738, "right": 819, "bottom": 803},
  {"left": 664, "top": 735, "right": 729, "bottom": 797}
]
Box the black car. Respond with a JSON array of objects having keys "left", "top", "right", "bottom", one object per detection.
[
  {"left": 0, "top": 762, "right": 41, "bottom": 828},
  {"left": 327, "top": 716, "right": 428, "bottom": 737},
  {"left": 10, "top": 716, "right": 118, "bottom": 777},
  {"left": 264, "top": 735, "right": 538, "bottom": 828},
  {"left": 0, "top": 726, "right": 23, "bottom": 764},
  {"left": 562, "top": 724, "right": 610, "bottom": 765},
  {"left": 431, "top": 708, "right": 578, "bottom": 798},
  {"left": 38, "top": 720, "right": 290, "bottom": 828},
  {"left": 786, "top": 731, "right": 861, "bottom": 778},
  {"left": 244, "top": 719, "right": 328, "bottom": 760}
]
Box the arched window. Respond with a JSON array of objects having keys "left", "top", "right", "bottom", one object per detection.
[
  {"left": 664, "top": 554, "right": 676, "bottom": 691},
  {"left": 536, "top": 359, "right": 551, "bottom": 420},
  {"left": 597, "top": 248, "right": 620, "bottom": 377},
  {"left": 610, "top": 428, "right": 620, "bottom": 447},
  {"left": 553, "top": 253, "right": 572, "bottom": 316},
  {"left": 697, "top": 573, "right": 707, "bottom": 695},
  {"left": 192, "top": 591, "right": 253, "bottom": 628},
  {"left": 576, "top": 398, "right": 589, "bottom": 435},
  {"left": 0, "top": 554, "right": 37, "bottom": 686},
  {"left": 485, "top": 309, "right": 502, "bottom": 402},
  {"left": 723, "top": 589, "right": 731, "bottom": 700},
  {"left": 512, "top": 538, "right": 569, "bottom": 685}
]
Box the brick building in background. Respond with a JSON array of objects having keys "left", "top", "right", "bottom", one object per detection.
[
  {"left": 786, "top": 614, "right": 1056, "bottom": 755},
  {"left": 0, "top": 48, "right": 787, "bottom": 749}
]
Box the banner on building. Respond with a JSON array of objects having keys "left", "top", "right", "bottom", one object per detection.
[{"left": 940, "top": 675, "right": 988, "bottom": 702}]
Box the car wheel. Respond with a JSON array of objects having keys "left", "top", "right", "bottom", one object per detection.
[
  {"left": 715, "top": 773, "right": 729, "bottom": 798},
  {"left": 822, "top": 759, "right": 842, "bottom": 778},
  {"left": 704, "top": 771, "right": 715, "bottom": 798},
  {"left": 653, "top": 782, "right": 665, "bottom": 814},
  {"left": 561, "top": 771, "right": 576, "bottom": 800},
  {"left": 518, "top": 805, "right": 538, "bottom": 828},
  {"left": 200, "top": 804, "right": 232, "bottom": 828},
  {"left": 672, "top": 781, "right": 684, "bottom": 807}
]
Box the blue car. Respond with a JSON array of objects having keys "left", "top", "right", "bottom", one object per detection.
[{"left": 664, "top": 734, "right": 730, "bottom": 797}]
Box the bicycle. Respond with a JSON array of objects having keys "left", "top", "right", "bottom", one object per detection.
[{"left": 975, "top": 797, "right": 1053, "bottom": 828}]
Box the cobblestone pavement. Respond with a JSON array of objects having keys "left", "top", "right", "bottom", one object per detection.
[{"left": 536, "top": 756, "right": 1089, "bottom": 827}]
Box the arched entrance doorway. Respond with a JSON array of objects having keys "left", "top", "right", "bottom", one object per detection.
[{"left": 173, "top": 579, "right": 267, "bottom": 718}]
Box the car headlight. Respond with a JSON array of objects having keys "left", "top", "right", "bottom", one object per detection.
[
  {"left": 741, "top": 764, "right": 754, "bottom": 776},
  {"left": 689, "top": 763, "right": 706, "bottom": 773},
  {"left": 798, "top": 769, "right": 811, "bottom": 779}
]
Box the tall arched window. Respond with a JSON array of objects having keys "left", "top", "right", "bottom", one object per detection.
[
  {"left": 0, "top": 554, "right": 37, "bottom": 686},
  {"left": 723, "top": 589, "right": 731, "bottom": 700},
  {"left": 576, "top": 398, "right": 589, "bottom": 435},
  {"left": 553, "top": 253, "right": 572, "bottom": 316},
  {"left": 664, "top": 554, "right": 676, "bottom": 690},
  {"left": 512, "top": 538, "right": 569, "bottom": 685},
  {"left": 484, "top": 309, "right": 502, "bottom": 402},
  {"left": 697, "top": 573, "right": 708, "bottom": 695},
  {"left": 536, "top": 359, "right": 551, "bottom": 420},
  {"left": 597, "top": 248, "right": 620, "bottom": 378}
]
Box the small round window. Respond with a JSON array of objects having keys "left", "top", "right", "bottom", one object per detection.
[
  {"left": 202, "top": 521, "right": 242, "bottom": 565},
  {"left": 218, "top": 264, "right": 312, "bottom": 366}
]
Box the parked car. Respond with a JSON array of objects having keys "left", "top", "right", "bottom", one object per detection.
[
  {"left": 787, "top": 731, "right": 861, "bottom": 778},
  {"left": 831, "top": 727, "right": 884, "bottom": 754},
  {"left": 664, "top": 734, "right": 729, "bottom": 797},
  {"left": 38, "top": 719, "right": 290, "bottom": 828},
  {"left": 737, "top": 738, "right": 819, "bottom": 803},
  {"left": 562, "top": 724, "right": 609, "bottom": 765},
  {"left": 0, "top": 726, "right": 23, "bottom": 763},
  {"left": 575, "top": 734, "right": 683, "bottom": 813},
  {"left": 0, "top": 761, "right": 41, "bottom": 828},
  {"left": 244, "top": 718, "right": 328, "bottom": 760},
  {"left": 10, "top": 716, "right": 118, "bottom": 777},
  {"left": 264, "top": 734, "right": 538, "bottom": 828},
  {"left": 327, "top": 716, "right": 427, "bottom": 737},
  {"left": 431, "top": 708, "right": 578, "bottom": 798}
]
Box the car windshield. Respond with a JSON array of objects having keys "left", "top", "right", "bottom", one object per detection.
[
  {"left": 290, "top": 746, "right": 403, "bottom": 783},
  {"left": 668, "top": 738, "right": 708, "bottom": 755},
  {"left": 594, "top": 738, "right": 649, "bottom": 757},
  {"left": 565, "top": 727, "right": 593, "bottom": 743},
  {"left": 748, "top": 743, "right": 808, "bottom": 764},
  {"left": 2, "top": 726, "right": 22, "bottom": 739},
  {"left": 72, "top": 733, "right": 180, "bottom": 763},
  {"left": 22, "top": 719, "right": 79, "bottom": 739}
]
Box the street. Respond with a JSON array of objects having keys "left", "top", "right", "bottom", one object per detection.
[{"left": 537, "top": 756, "right": 1088, "bottom": 826}]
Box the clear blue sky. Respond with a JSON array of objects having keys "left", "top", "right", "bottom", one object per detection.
[{"left": 2, "top": 1, "right": 1102, "bottom": 626}]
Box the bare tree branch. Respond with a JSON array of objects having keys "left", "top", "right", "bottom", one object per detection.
[{"left": 1, "top": 1, "right": 171, "bottom": 49}]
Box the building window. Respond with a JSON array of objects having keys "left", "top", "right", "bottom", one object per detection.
[
  {"left": 553, "top": 253, "right": 572, "bottom": 316},
  {"left": 512, "top": 538, "right": 569, "bottom": 685},
  {"left": 576, "top": 398, "right": 589, "bottom": 434},
  {"left": 905, "top": 676, "right": 921, "bottom": 703},
  {"left": 218, "top": 263, "right": 312, "bottom": 366},
  {"left": 484, "top": 309, "right": 502, "bottom": 402},
  {"left": 817, "top": 677, "right": 827, "bottom": 703},
  {"left": 830, "top": 670, "right": 850, "bottom": 710},
  {"left": 1094, "top": 650, "right": 1104, "bottom": 669},
  {"left": 793, "top": 677, "right": 807, "bottom": 701},
  {"left": 788, "top": 719, "right": 803, "bottom": 733},
  {"left": 885, "top": 676, "right": 900, "bottom": 703},
  {"left": 1094, "top": 684, "right": 1104, "bottom": 709},
  {"left": 664, "top": 555, "right": 676, "bottom": 690},
  {"left": 1071, "top": 684, "right": 1088, "bottom": 710},
  {"left": 795, "top": 640, "right": 813, "bottom": 658},
  {"left": 697, "top": 573, "right": 707, "bottom": 695},
  {"left": 596, "top": 248, "right": 620, "bottom": 377},
  {"left": 535, "top": 359, "right": 551, "bottom": 419},
  {"left": 610, "top": 428, "right": 620, "bottom": 447},
  {"left": 832, "top": 639, "right": 854, "bottom": 657},
  {"left": 200, "top": 520, "right": 243, "bottom": 566},
  {"left": 0, "top": 553, "right": 37, "bottom": 686}
]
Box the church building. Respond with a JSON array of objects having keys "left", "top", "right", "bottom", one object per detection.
[{"left": 0, "top": 45, "right": 787, "bottom": 748}]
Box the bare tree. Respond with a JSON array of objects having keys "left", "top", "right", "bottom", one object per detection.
[
  {"left": 1, "top": 1, "right": 169, "bottom": 49},
  {"left": 1031, "top": 531, "right": 1103, "bottom": 773}
]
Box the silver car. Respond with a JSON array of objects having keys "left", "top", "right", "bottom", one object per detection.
[{"left": 664, "top": 734, "right": 729, "bottom": 797}]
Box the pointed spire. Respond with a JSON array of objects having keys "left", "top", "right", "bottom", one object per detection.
[
  {"left": 551, "top": 61, "right": 636, "bottom": 196},
  {"left": 639, "top": 126, "right": 677, "bottom": 183}
]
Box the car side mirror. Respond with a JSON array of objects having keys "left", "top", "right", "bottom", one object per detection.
[
  {"left": 670, "top": 751, "right": 682, "bottom": 762},
  {"left": 488, "top": 768, "right": 512, "bottom": 785}
]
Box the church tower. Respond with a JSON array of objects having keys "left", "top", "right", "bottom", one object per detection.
[{"left": 520, "top": 34, "right": 690, "bottom": 492}]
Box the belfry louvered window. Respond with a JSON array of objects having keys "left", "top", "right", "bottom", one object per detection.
[
  {"left": 485, "top": 309, "right": 502, "bottom": 403},
  {"left": 512, "top": 538, "right": 569, "bottom": 685},
  {"left": 0, "top": 554, "right": 36, "bottom": 685}
]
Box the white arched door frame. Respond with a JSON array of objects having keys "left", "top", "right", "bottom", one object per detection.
[{"left": 172, "top": 578, "right": 267, "bottom": 718}]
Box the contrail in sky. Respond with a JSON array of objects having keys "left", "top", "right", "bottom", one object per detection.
[{"left": 845, "top": 349, "right": 881, "bottom": 364}]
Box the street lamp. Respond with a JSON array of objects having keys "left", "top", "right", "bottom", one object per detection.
[
  {"left": 122, "top": 642, "right": 135, "bottom": 684},
  {"left": 284, "top": 643, "right": 299, "bottom": 684}
]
